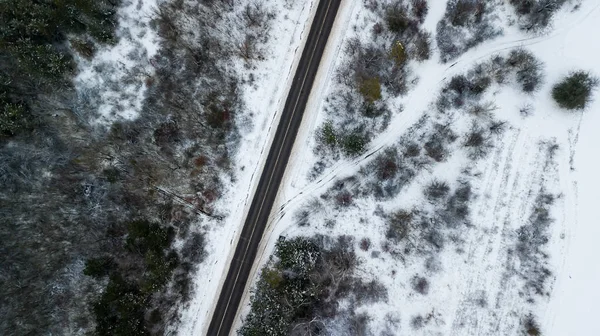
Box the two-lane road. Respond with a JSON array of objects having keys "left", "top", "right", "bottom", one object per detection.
[{"left": 206, "top": 0, "right": 342, "bottom": 335}]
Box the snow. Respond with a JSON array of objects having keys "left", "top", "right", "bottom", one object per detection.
[
  {"left": 233, "top": 0, "right": 600, "bottom": 335},
  {"left": 543, "top": 2, "right": 600, "bottom": 334},
  {"left": 74, "top": 0, "right": 160, "bottom": 123},
  {"left": 175, "top": 1, "right": 321, "bottom": 334}
]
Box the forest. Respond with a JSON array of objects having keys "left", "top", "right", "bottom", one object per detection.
[{"left": 0, "top": 0, "right": 271, "bottom": 334}]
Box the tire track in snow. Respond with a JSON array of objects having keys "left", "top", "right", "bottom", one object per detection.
[{"left": 448, "top": 129, "right": 523, "bottom": 335}]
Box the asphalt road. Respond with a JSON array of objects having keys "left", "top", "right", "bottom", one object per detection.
[{"left": 206, "top": 0, "right": 342, "bottom": 335}]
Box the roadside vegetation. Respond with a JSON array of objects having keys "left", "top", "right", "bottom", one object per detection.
[
  {"left": 240, "top": 235, "right": 387, "bottom": 336},
  {"left": 315, "top": 49, "right": 542, "bottom": 206},
  {"left": 312, "top": 0, "right": 432, "bottom": 175}
]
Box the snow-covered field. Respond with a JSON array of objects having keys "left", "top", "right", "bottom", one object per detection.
[{"left": 233, "top": 0, "right": 600, "bottom": 335}]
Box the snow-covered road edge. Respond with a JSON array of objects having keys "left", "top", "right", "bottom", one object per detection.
[
  {"left": 231, "top": 0, "right": 359, "bottom": 331},
  {"left": 176, "top": 1, "right": 321, "bottom": 334}
]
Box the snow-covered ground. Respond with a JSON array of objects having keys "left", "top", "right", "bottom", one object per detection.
[
  {"left": 74, "top": 0, "right": 160, "bottom": 123},
  {"left": 235, "top": 0, "right": 600, "bottom": 335}
]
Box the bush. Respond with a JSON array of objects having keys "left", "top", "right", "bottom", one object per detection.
[
  {"left": 516, "top": 192, "right": 555, "bottom": 298},
  {"left": 93, "top": 275, "right": 148, "bottom": 336},
  {"left": 403, "top": 142, "right": 421, "bottom": 157},
  {"left": 390, "top": 42, "right": 407, "bottom": 66},
  {"left": 507, "top": 49, "right": 544, "bottom": 93},
  {"left": 375, "top": 149, "right": 399, "bottom": 180},
  {"left": 441, "top": 182, "right": 472, "bottom": 227},
  {"left": 448, "top": 0, "right": 486, "bottom": 27},
  {"left": 424, "top": 137, "right": 447, "bottom": 162},
  {"left": 412, "top": 0, "right": 429, "bottom": 23},
  {"left": 463, "top": 129, "right": 485, "bottom": 147},
  {"left": 70, "top": 37, "right": 97, "bottom": 60},
  {"left": 359, "top": 77, "right": 382, "bottom": 102},
  {"left": 125, "top": 220, "right": 174, "bottom": 254},
  {"left": 413, "top": 30, "right": 431, "bottom": 61},
  {"left": 240, "top": 236, "right": 383, "bottom": 336},
  {"left": 386, "top": 210, "right": 414, "bottom": 241},
  {"left": 385, "top": 5, "right": 413, "bottom": 33},
  {"left": 436, "top": 0, "right": 500, "bottom": 63},
  {"left": 509, "top": 0, "right": 568, "bottom": 32},
  {"left": 362, "top": 102, "right": 387, "bottom": 118},
  {"left": 552, "top": 71, "right": 598, "bottom": 110},
  {"left": 342, "top": 130, "right": 368, "bottom": 156},
  {"left": 522, "top": 314, "right": 542, "bottom": 336},
  {"left": 0, "top": 101, "right": 30, "bottom": 137},
  {"left": 103, "top": 167, "right": 121, "bottom": 183},
  {"left": 84, "top": 257, "right": 115, "bottom": 278},
  {"left": 319, "top": 121, "right": 337, "bottom": 147},
  {"left": 437, "top": 72, "right": 491, "bottom": 111},
  {"left": 424, "top": 180, "right": 450, "bottom": 200},
  {"left": 360, "top": 238, "right": 371, "bottom": 251},
  {"left": 411, "top": 315, "right": 425, "bottom": 329},
  {"left": 463, "top": 127, "right": 491, "bottom": 160},
  {"left": 411, "top": 275, "right": 430, "bottom": 295}
]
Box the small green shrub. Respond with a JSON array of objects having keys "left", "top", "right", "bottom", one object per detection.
[
  {"left": 552, "top": 71, "right": 598, "bottom": 110},
  {"left": 142, "top": 250, "right": 179, "bottom": 294},
  {"left": 320, "top": 121, "right": 337, "bottom": 147},
  {"left": 341, "top": 131, "right": 368, "bottom": 156},
  {"left": 390, "top": 42, "right": 407, "bottom": 66},
  {"left": 125, "top": 220, "right": 174, "bottom": 254},
  {"left": 93, "top": 275, "right": 148, "bottom": 336},
  {"left": 102, "top": 168, "right": 120, "bottom": 183},
  {"left": 359, "top": 77, "right": 382, "bottom": 102}
]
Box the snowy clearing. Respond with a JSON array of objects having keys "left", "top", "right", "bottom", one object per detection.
[{"left": 74, "top": 0, "right": 160, "bottom": 124}]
